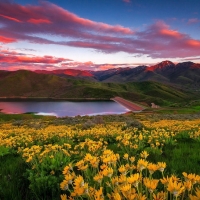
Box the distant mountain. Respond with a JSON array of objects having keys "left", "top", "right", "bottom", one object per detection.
[
  {"left": 35, "top": 69, "right": 96, "bottom": 81},
  {"left": 95, "top": 61, "right": 200, "bottom": 89},
  {"left": 0, "top": 69, "right": 196, "bottom": 106},
  {"left": 33, "top": 61, "right": 200, "bottom": 89}
]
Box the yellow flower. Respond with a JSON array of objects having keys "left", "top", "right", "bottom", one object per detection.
[
  {"left": 94, "top": 187, "right": 104, "bottom": 200},
  {"left": 78, "top": 164, "right": 88, "bottom": 171},
  {"left": 157, "top": 162, "right": 166, "bottom": 173},
  {"left": 170, "top": 175, "right": 180, "bottom": 182},
  {"left": 26, "top": 155, "right": 33, "bottom": 163},
  {"left": 167, "top": 179, "right": 185, "bottom": 197},
  {"left": 75, "top": 160, "right": 85, "bottom": 170},
  {"left": 62, "top": 165, "right": 71, "bottom": 175},
  {"left": 90, "top": 156, "right": 99, "bottom": 168},
  {"left": 127, "top": 173, "right": 140, "bottom": 187},
  {"left": 118, "top": 174, "right": 127, "bottom": 184},
  {"left": 74, "top": 175, "right": 84, "bottom": 188},
  {"left": 64, "top": 174, "right": 73, "bottom": 185},
  {"left": 118, "top": 165, "right": 127, "bottom": 175},
  {"left": 111, "top": 176, "right": 119, "bottom": 186},
  {"left": 120, "top": 183, "right": 131, "bottom": 193},
  {"left": 60, "top": 179, "right": 69, "bottom": 190},
  {"left": 140, "top": 151, "right": 149, "bottom": 159},
  {"left": 94, "top": 173, "right": 103, "bottom": 183},
  {"left": 143, "top": 177, "right": 159, "bottom": 193},
  {"left": 189, "top": 187, "right": 200, "bottom": 200},
  {"left": 111, "top": 192, "right": 121, "bottom": 200},
  {"left": 152, "top": 191, "right": 165, "bottom": 200},
  {"left": 84, "top": 153, "right": 93, "bottom": 162},
  {"left": 182, "top": 172, "right": 199, "bottom": 185},
  {"left": 137, "top": 159, "right": 148, "bottom": 171},
  {"left": 123, "top": 153, "right": 129, "bottom": 160},
  {"left": 136, "top": 194, "right": 147, "bottom": 200},
  {"left": 129, "top": 156, "right": 135, "bottom": 163},
  {"left": 60, "top": 194, "right": 67, "bottom": 200},
  {"left": 139, "top": 134, "right": 143, "bottom": 140},
  {"left": 100, "top": 163, "right": 107, "bottom": 170},
  {"left": 160, "top": 176, "right": 170, "bottom": 186},
  {"left": 184, "top": 180, "right": 192, "bottom": 191},
  {"left": 147, "top": 163, "right": 159, "bottom": 174},
  {"left": 102, "top": 167, "right": 113, "bottom": 177}
]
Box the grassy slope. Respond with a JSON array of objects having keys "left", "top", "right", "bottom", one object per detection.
[{"left": 0, "top": 70, "right": 198, "bottom": 106}]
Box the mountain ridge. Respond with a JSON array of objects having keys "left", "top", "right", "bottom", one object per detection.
[
  {"left": 0, "top": 68, "right": 197, "bottom": 106},
  {"left": 32, "top": 61, "right": 200, "bottom": 87}
]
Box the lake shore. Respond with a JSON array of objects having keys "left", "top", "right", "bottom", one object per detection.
[{"left": 0, "top": 97, "right": 110, "bottom": 102}]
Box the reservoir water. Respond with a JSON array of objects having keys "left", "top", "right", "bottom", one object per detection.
[{"left": 0, "top": 101, "right": 130, "bottom": 117}]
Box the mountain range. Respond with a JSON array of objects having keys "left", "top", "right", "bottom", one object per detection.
[
  {"left": 0, "top": 60, "right": 199, "bottom": 106},
  {"left": 35, "top": 60, "right": 200, "bottom": 89}
]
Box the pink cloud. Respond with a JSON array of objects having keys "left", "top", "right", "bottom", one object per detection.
[
  {"left": 0, "top": 1, "right": 133, "bottom": 35},
  {"left": 123, "top": 0, "right": 131, "bottom": 3},
  {"left": 0, "top": 35, "right": 17, "bottom": 43},
  {"left": 0, "top": 48, "right": 71, "bottom": 65},
  {"left": 159, "top": 29, "right": 182, "bottom": 39},
  {"left": 27, "top": 18, "right": 52, "bottom": 24},
  {"left": 0, "top": 14, "right": 22, "bottom": 23},
  {"left": 187, "top": 18, "right": 200, "bottom": 24},
  {"left": 98, "top": 64, "right": 116, "bottom": 70},
  {"left": 0, "top": 1, "right": 200, "bottom": 60}
]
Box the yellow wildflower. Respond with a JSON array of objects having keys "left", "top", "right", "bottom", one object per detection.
[
  {"left": 118, "top": 165, "right": 127, "bottom": 175},
  {"left": 94, "top": 187, "right": 104, "bottom": 200},
  {"left": 143, "top": 177, "right": 159, "bottom": 193},
  {"left": 129, "top": 156, "right": 135, "bottom": 163},
  {"left": 127, "top": 173, "right": 140, "bottom": 187},
  {"left": 147, "top": 163, "right": 159, "bottom": 174},
  {"left": 157, "top": 162, "right": 166, "bottom": 173},
  {"left": 123, "top": 153, "right": 129, "bottom": 160},
  {"left": 167, "top": 179, "right": 185, "bottom": 197},
  {"left": 189, "top": 187, "right": 200, "bottom": 200},
  {"left": 60, "top": 194, "right": 67, "bottom": 200},
  {"left": 102, "top": 167, "right": 113, "bottom": 177},
  {"left": 94, "top": 173, "right": 103, "bottom": 183},
  {"left": 140, "top": 151, "right": 149, "bottom": 159},
  {"left": 182, "top": 172, "right": 199, "bottom": 185},
  {"left": 137, "top": 159, "right": 148, "bottom": 171},
  {"left": 152, "top": 191, "right": 165, "bottom": 200}
]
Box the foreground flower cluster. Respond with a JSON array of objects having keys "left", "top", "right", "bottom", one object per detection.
[
  {"left": 60, "top": 149, "right": 200, "bottom": 200},
  {"left": 0, "top": 118, "right": 200, "bottom": 199}
]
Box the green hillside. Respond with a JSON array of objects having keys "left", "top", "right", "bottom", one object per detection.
[{"left": 0, "top": 70, "right": 197, "bottom": 106}]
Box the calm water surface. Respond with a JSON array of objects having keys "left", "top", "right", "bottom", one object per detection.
[{"left": 0, "top": 101, "right": 129, "bottom": 117}]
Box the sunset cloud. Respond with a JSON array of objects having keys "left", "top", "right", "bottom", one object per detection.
[
  {"left": 27, "top": 18, "right": 52, "bottom": 24},
  {"left": 0, "top": 1, "right": 200, "bottom": 61},
  {"left": 0, "top": 13, "right": 22, "bottom": 23},
  {"left": 187, "top": 18, "right": 200, "bottom": 24},
  {"left": 0, "top": 48, "right": 71, "bottom": 67},
  {"left": 0, "top": 35, "right": 17, "bottom": 43}
]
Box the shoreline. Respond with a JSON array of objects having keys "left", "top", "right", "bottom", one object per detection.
[{"left": 0, "top": 97, "right": 111, "bottom": 102}]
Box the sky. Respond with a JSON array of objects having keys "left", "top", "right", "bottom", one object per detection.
[{"left": 0, "top": 0, "right": 200, "bottom": 71}]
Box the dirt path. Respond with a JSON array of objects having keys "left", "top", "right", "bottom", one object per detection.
[{"left": 111, "top": 97, "right": 145, "bottom": 112}]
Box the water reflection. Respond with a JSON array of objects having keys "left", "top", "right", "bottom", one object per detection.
[{"left": 0, "top": 101, "right": 130, "bottom": 117}]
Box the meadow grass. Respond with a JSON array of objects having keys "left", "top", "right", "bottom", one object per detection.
[{"left": 0, "top": 114, "right": 200, "bottom": 199}]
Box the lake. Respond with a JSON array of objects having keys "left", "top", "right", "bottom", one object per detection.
[{"left": 0, "top": 101, "right": 130, "bottom": 117}]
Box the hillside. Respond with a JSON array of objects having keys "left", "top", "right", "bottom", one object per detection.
[
  {"left": 0, "top": 70, "right": 197, "bottom": 106},
  {"left": 32, "top": 61, "right": 200, "bottom": 91}
]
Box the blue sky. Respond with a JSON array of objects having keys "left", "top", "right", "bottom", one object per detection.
[{"left": 0, "top": 0, "right": 200, "bottom": 71}]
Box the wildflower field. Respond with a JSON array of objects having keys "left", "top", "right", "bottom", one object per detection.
[{"left": 0, "top": 114, "right": 200, "bottom": 200}]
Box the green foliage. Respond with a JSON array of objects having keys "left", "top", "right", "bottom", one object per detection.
[
  {"left": 0, "top": 146, "right": 11, "bottom": 157},
  {"left": 0, "top": 154, "right": 29, "bottom": 200},
  {"left": 24, "top": 151, "right": 71, "bottom": 199},
  {"left": 0, "top": 69, "right": 198, "bottom": 105}
]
